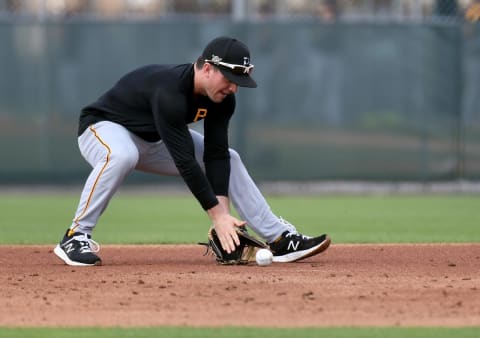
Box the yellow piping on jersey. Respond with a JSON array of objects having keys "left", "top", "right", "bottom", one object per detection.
[{"left": 73, "top": 125, "right": 112, "bottom": 224}]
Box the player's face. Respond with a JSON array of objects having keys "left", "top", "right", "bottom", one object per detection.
[{"left": 205, "top": 66, "right": 238, "bottom": 103}]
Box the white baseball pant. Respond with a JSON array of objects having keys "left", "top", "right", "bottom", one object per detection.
[{"left": 71, "top": 120, "right": 290, "bottom": 242}]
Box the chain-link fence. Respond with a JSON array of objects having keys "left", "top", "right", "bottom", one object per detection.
[
  {"left": 0, "top": 0, "right": 478, "bottom": 23},
  {"left": 0, "top": 0, "right": 479, "bottom": 183}
]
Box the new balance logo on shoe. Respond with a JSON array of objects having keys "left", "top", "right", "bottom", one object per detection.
[
  {"left": 64, "top": 243, "right": 75, "bottom": 254},
  {"left": 287, "top": 240, "right": 300, "bottom": 251}
]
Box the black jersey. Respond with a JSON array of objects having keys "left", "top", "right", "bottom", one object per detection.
[{"left": 79, "top": 63, "right": 235, "bottom": 210}]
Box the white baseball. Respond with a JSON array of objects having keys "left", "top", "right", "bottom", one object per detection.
[{"left": 255, "top": 248, "right": 273, "bottom": 266}]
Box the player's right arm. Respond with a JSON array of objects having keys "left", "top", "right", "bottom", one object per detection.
[
  {"left": 150, "top": 90, "right": 242, "bottom": 253},
  {"left": 151, "top": 89, "right": 217, "bottom": 209}
]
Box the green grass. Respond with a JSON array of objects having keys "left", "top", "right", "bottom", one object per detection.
[
  {"left": 0, "top": 327, "right": 479, "bottom": 338},
  {"left": 0, "top": 193, "right": 479, "bottom": 244}
]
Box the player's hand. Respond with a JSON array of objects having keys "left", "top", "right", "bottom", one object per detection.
[
  {"left": 212, "top": 215, "right": 246, "bottom": 254},
  {"left": 207, "top": 199, "right": 246, "bottom": 253}
]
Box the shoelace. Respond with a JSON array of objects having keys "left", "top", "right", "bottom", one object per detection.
[
  {"left": 278, "top": 217, "right": 297, "bottom": 233},
  {"left": 284, "top": 232, "right": 310, "bottom": 240},
  {"left": 279, "top": 217, "right": 311, "bottom": 240},
  {"left": 73, "top": 234, "right": 100, "bottom": 253}
]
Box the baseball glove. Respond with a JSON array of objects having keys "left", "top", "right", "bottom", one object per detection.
[{"left": 199, "top": 226, "right": 267, "bottom": 265}]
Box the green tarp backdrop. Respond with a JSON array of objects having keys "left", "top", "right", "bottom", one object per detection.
[{"left": 0, "top": 20, "right": 478, "bottom": 183}]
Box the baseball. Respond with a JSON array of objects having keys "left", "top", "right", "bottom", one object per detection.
[{"left": 255, "top": 248, "right": 273, "bottom": 266}]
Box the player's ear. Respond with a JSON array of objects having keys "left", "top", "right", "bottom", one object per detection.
[
  {"left": 204, "top": 62, "right": 214, "bottom": 73},
  {"left": 203, "top": 62, "right": 216, "bottom": 79}
]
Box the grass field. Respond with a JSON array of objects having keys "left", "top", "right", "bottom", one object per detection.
[
  {"left": 0, "top": 327, "right": 479, "bottom": 338},
  {"left": 0, "top": 192, "right": 478, "bottom": 244},
  {"left": 1, "top": 191, "right": 479, "bottom": 337}
]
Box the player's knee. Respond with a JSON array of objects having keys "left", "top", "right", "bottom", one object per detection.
[
  {"left": 229, "top": 148, "right": 243, "bottom": 165},
  {"left": 109, "top": 149, "right": 139, "bottom": 171}
]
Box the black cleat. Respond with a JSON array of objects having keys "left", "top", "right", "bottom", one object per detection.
[
  {"left": 269, "top": 231, "right": 331, "bottom": 263},
  {"left": 54, "top": 229, "right": 102, "bottom": 266}
]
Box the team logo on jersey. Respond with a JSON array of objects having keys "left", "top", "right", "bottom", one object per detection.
[{"left": 193, "top": 108, "right": 208, "bottom": 122}]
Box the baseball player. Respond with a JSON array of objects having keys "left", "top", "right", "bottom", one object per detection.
[{"left": 54, "top": 36, "right": 331, "bottom": 266}]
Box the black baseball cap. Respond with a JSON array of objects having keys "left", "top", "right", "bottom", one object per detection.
[{"left": 201, "top": 36, "right": 257, "bottom": 88}]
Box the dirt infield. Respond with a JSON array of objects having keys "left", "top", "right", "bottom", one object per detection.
[{"left": 1, "top": 244, "right": 479, "bottom": 327}]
